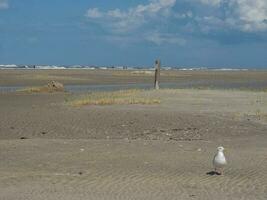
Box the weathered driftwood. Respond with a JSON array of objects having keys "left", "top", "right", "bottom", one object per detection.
[{"left": 154, "top": 60, "right": 160, "bottom": 90}]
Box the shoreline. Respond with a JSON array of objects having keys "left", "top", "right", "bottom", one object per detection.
[{"left": 1, "top": 69, "right": 267, "bottom": 89}]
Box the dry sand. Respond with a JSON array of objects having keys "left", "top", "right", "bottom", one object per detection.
[{"left": 0, "top": 70, "right": 267, "bottom": 200}]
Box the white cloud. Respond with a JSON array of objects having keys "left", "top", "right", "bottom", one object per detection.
[
  {"left": 230, "top": 0, "right": 267, "bottom": 32},
  {"left": 145, "top": 32, "right": 186, "bottom": 45},
  {"left": 0, "top": 0, "right": 9, "bottom": 9},
  {"left": 85, "top": 0, "right": 177, "bottom": 32},
  {"left": 85, "top": 8, "right": 102, "bottom": 18},
  {"left": 107, "top": 9, "right": 126, "bottom": 18},
  {"left": 197, "top": 0, "right": 267, "bottom": 32},
  {"left": 174, "top": 11, "right": 193, "bottom": 19},
  {"left": 84, "top": 0, "right": 267, "bottom": 45},
  {"left": 195, "top": 15, "right": 227, "bottom": 33}
]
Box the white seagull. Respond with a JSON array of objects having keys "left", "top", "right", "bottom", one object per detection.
[{"left": 213, "top": 146, "right": 227, "bottom": 175}]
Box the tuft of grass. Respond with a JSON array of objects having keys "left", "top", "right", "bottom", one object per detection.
[
  {"left": 68, "top": 89, "right": 161, "bottom": 106},
  {"left": 255, "top": 109, "right": 262, "bottom": 120},
  {"left": 17, "top": 86, "right": 47, "bottom": 93},
  {"left": 17, "top": 86, "right": 62, "bottom": 93}
]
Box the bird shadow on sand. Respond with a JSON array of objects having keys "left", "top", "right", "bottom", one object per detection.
[{"left": 206, "top": 171, "right": 221, "bottom": 176}]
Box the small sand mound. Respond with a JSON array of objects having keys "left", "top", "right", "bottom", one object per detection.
[
  {"left": 47, "top": 81, "right": 64, "bottom": 92},
  {"left": 18, "top": 81, "right": 64, "bottom": 93}
]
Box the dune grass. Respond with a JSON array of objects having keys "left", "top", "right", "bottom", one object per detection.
[
  {"left": 17, "top": 86, "right": 50, "bottom": 93},
  {"left": 17, "top": 86, "right": 64, "bottom": 93},
  {"left": 68, "top": 89, "right": 161, "bottom": 106}
]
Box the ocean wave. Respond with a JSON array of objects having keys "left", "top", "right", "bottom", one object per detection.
[
  {"left": 211, "top": 68, "right": 249, "bottom": 71},
  {"left": 177, "top": 67, "right": 208, "bottom": 71},
  {"left": 0, "top": 64, "right": 18, "bottom": 68},
  {"left": 0, "top": 64, "right": 251, "bottom": 71},
  {"left": 35, "top": 65, "right": 66, "bottom": 69}
]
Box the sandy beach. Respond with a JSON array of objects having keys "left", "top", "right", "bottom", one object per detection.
[{"left": 0, "top": 69, "right": 267, "bottom": 200}]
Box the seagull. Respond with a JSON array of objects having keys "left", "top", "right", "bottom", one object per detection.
[{"left": 213, "top": 146, "right": 227, "bottom": 175}]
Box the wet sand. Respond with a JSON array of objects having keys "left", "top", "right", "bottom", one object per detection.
[
  {"left": 1, "top": 69, "right": 267, "bottom": 90},
  {"left": 0, "top": 70, "right": 267, "bottom": 199}
]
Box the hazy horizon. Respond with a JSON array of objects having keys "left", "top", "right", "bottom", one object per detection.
[{"left": 1, "top": 63, "right": 267, "bottom": 70}]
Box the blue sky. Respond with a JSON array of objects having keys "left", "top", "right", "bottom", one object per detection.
[{"left": 0, "top": 0, "right": 267, "bottom": 68}]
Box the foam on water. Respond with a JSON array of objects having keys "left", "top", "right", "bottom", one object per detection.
[{"left": 0, "top": 64, "right": 251, "bottom": 71}]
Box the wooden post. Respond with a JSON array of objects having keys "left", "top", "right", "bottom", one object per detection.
[{"left": 154, "top": 59, "right": 160, "bottom": 90}]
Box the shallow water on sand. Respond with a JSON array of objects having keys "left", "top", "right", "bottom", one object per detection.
[{"left": 1, "top": 80, "right": 267, "bottom": 93}]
